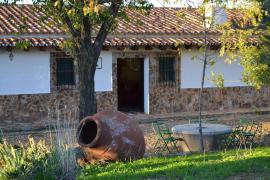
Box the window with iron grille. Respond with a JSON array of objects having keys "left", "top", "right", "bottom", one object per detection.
[
  {"left": 159, "top": 56, "right": 175, "bottom": 82},
  {"left": 56, "top": 58, "right": 75, "bottom": 86}
]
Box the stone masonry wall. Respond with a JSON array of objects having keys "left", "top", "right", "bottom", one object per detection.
[
  {"left": 0, "top": 90, "right": 79, "bottom": 131},
  {"left": 149, "top": 85, "right": 270, "bottom": 114}
]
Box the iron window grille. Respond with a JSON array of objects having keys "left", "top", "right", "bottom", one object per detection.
[
  {"left": 158, "top": 56, "right": 176, "bottom": 82},
  {"left": 56, "top": 58, "right": 75, "bottom": 86}
]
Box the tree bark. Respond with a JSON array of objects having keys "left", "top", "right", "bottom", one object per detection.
[
  {"left": 76, "top": 42, "right": 99, "bottom": 120},
  {"left": 73, "top": 1, "right": 119, "bottom": 121}
]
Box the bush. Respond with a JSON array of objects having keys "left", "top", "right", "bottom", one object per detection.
[
  {"left": 0, "top": 106, "right": 79, "bottom": 179},
  {"left": 0, "top": 137, "right": 50, "bottom": 179},
  {"left": 0, "top": 133, "right": 78, "bottom": 180}
]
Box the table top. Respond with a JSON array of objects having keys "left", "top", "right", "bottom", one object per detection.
[{"left": 171, "top": 123, "right": 232, "bottom": 135}]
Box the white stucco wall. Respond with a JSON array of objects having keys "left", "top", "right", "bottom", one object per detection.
[
  {"left": 0, "top": 49, "right": 112, "bottom": 95},
  {"left": 144, "top": 56, "right": 149, "bottom": 114},
  {"left": 181, "top": 49, "right": 247, "bottom": 88},
  {"left": 95, "top": 51, "right": 112, "bottom": 91},
  {"left": 0, "top": 49, "right": 50, "bottom": 95}
]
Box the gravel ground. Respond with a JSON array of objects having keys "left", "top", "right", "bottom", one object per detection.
[
  {"left": 140, "top": 118, "right": 270, "bottom": 155},
  {"left": 2, "top": 118, "right": 270, "bottom": 156}
]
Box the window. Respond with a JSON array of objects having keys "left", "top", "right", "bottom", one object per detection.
[
  {"left": 159, "top": 56, "right": 175, "bottom": 82},
  {"left": 56, "top": 58, "right": 75, "bottom": 86}
]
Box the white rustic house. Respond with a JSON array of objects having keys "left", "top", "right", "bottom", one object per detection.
[{"left": 0, "top": 5, "right": 269, "bottom": 131}]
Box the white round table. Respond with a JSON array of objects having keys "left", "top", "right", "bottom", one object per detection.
[{"left": 172, "top": 123, "right": 232, "bottom": 152}]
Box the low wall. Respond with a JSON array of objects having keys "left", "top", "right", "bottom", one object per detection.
[
  {"left": 149, "top": 86, "right": 270, "bottom": 114},
  {"left": 0, "top": 90, "right": 117, "bottom": 131},
  {"left": 1, "top": 86, "right": 270, "bottom": 131}
]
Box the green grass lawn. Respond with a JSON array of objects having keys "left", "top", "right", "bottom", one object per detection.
[
  {"left": 78, "top": 147, "right": 270, "bottom": 180},
  {"left": 1, "top": 137, "right": 270, "bottom": 179}
]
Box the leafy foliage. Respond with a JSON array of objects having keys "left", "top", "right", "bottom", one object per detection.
[
  {"left": 208, "top": 71, "right": 225, "bottom": 87},
  {"left": 240, "top": 45, "right": 270, "bottom": 88},
  {"left": 219, "top": 0, "right": 270, "bottom": 89},
  {"left": 15, "top": 41, "right": 31, "bottom": 50}
]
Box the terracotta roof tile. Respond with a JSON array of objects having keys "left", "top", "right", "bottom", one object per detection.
[
  {"left": 0, "top": 38, "right": 64, "bottom": 46},
  {"left": 0, "top": 5, "right": 243, "bottom": 47},
  {"left": 0, "top": 5, "right": 63, "bottom": 34},
  {"left": 0, "top": 37, "right": 222, "bottom": 47},
  {"left": 0, "top": 5, "right": 238, "bottom": 35}
]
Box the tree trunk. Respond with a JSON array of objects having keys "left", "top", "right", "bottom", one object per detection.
[
  {"left": 198, "top": 9, "right": 208, "bottom": 153},
  {"left": 198, "top": 53, "right": 207, "bottom": 153},
  {"left": 76, "top": 43, "right": 99, "bottom": 121}
]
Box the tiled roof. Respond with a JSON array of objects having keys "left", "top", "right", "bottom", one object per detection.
[
  {"left": 116, "top": 8, "right": 238, "bottom": 35},
  {"left": 0, "top": 5, "right": 238, "bottom": 35},
  {"left": 106, "top": 36, "right": 221, "bottom": 46},
  {"left": 0, "top": 36, "right": 225, "bottom": 47},
  {"left": 1, "top": 36, "right": 258, "bottom": 47},
  {"left": 116, "top": 8, "right": 207, "bottom": 35},
  {"left": 0, "top": 5, "right": 240, "bottom": 47},
  {"left": 0, "top": 38, "right": 64, "bottom": 47},
  {"left": 0, "top": 5, "right": 63, "bottom": 34}
]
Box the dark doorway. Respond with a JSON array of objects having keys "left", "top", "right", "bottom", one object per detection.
[{"left": 117, "top": 58, "right": 144, "bottom": 112}]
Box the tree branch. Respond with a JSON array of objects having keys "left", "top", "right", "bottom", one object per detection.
[
  {"left": 97, "top": 0, "right": 113, "bottom": 4},
  {"left": 63, "top": 13, "right": 80, "bottom": 37},
  {"left": 93, "top": 1, "right": 120, "bottom": 54},
  {"left": 53, "top": 0, "right": 80, "bottom": 37}
]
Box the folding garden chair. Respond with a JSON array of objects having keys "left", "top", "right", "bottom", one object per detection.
[
  {"left": 152, "top": 121, "right": 184, "bottom": 154},
  {"left": 239, "top": 120, "right": 262, "bottom": 148},
  {"left": 218, "top": 126, "right": 242, "bottom": 150},
  {"left": 220, "top": 119, "right": 263, "bottom": 150}
]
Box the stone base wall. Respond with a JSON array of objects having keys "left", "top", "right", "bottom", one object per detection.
[
  {"left": 0, "top": 90, "right": 117, "bottom": 131},
  {"left": 149, "top": 86, "right": 270, "bottom": 114},
  {"left": 96, "top": 91, "right": 117, "bottom": 111}
]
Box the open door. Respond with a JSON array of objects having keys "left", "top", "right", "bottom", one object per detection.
[{"left": 117, "top": 58, "right": 144, "bottom": 112}]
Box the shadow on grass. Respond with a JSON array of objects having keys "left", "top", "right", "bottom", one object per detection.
[{"left": 78, "top": 152, "right": 270, "bottom": 180}]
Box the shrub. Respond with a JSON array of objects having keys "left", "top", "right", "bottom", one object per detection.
[
  {"left": 0, "top": 137, "right": 49, "bottom": 179},
  {"left": 0, "top": 135, "right": 77, "bottom": 179},
  {"left": 0, "top": 107, "right": 79, "bottom": 179}
]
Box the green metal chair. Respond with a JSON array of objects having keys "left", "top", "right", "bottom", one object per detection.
[
  {"left": 152, "top": 121, "right": 184, "bottom": 154},
  {"left": 218, "top": 126, "right": 243, "bottom": 150},
  {"left": 220, "top": 119, "right": 262, "bottom": 150},
  {"left": 239, "top": 120, "right": 262, "bottom": 148}
]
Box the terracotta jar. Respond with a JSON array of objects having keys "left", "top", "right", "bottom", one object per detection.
[{"left": 77, "top": 111, "right": 145, "bottom": 162}]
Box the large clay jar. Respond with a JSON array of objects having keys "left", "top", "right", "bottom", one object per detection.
[{"left": 77, "top": 111, "right": 145, "bottom": 162}]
